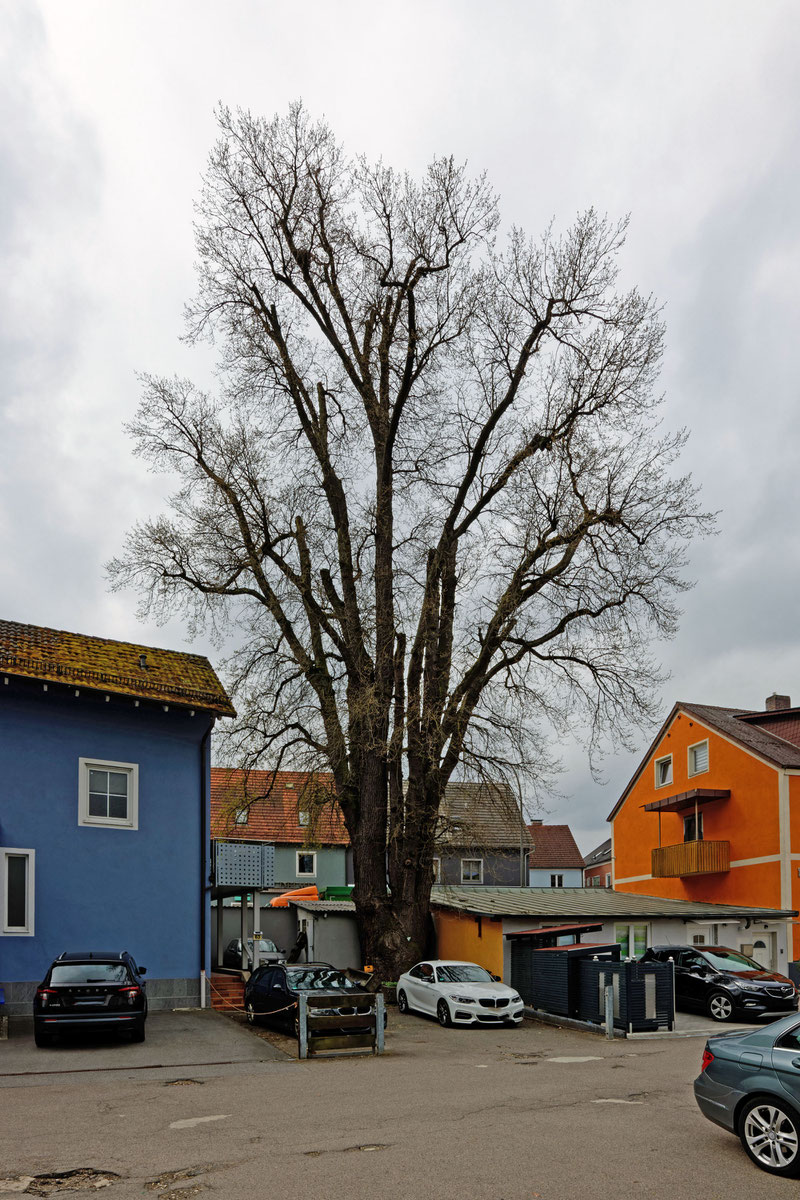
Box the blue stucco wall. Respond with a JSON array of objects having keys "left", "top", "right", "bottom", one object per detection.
[
  {"left": 0, "top": 679, "right": 212, "bottom": 998},
  {"left": 528, "top": 868, "right": 584, "bottom": 887}
]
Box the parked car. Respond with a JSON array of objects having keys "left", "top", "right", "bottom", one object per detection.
[
  {"left": 694, "top": 1013, "right": 800, "bottom": 1176},
  {"left": 33, "top": 951, "right": 148, "bottom": 1047},
  {"left": 222, "top": 937, "right": 284, "bottom": 970},
  {"left": 396, "top": 960, "right": 524, "bottom": 1027},
  {"left": 244, "top": 962, "right": 380, "bottom": 1037},
  {"left": 641, "top": 944, "right": 798, "bottom": 1022}
]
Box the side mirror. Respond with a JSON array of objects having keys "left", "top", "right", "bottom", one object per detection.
[
  {"left": 491, "top": 974, "right": 501, "bottom": 982},
  {"left": 139, "top": 966, "right": 147, "bottom": 975}
]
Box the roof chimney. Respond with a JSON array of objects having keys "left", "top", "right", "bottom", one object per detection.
[{"left": 766, "top": 693, "right": 791, "bottom": 712}]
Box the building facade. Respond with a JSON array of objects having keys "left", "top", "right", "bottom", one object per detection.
[
  {"left": 609, "top": 695, "right": 800, "bottom": 973},
  {"left": 527, "top": 822, "right": 584, "bottom": 887},
  {"left": 0, "top": 619, "right": 233, "bottom": 1015}
]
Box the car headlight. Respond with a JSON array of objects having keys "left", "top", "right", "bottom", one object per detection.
[
  {"left": 734, "top": 982, "right": 763, "bottom": 992},
  {"left": 449, "top": 994, "right": 476, "bottom": 1004},
  {"left": 509, "top": 993, "right": 522, "bottom": 1003}
]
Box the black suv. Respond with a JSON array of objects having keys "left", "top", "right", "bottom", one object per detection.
[
  {"left": 33, "top": 951, "right": 148, "bottom": 1046},
  {"left": 642, "top": 944, "right": 798, "bottom": 1022}
]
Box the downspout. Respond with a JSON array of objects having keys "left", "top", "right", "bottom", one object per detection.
[{"left": 200, "top": 715, "right": 215, "bottom": 1008}]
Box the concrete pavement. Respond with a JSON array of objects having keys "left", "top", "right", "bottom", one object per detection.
[{"left": 0, "top": 1009, "right": 791, "bottom": 1199}]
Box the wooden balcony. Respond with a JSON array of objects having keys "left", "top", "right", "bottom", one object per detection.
[{"left": 651, "top": 840, "right": 730, "bottom": 878}]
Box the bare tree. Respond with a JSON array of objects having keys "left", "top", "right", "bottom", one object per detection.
[{"left": 110, "top": 104, "right": 711, "bottom": 979}]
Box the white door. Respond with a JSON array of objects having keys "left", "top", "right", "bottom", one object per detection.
[{"left": 750, "top": 935, "right": 775, "bottom": 971}]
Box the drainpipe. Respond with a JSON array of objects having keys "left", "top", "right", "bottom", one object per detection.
[{"left": 200, "top": 716, "right": 215, "bottom": 1008}]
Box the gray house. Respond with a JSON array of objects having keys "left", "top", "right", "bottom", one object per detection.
[{"left": 434, "top": 782, "right": 531, "bottom": 886}]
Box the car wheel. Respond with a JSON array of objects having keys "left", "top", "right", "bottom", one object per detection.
[
  {"left": 34, "top": 1025, "right": 53, "bottom": 1048},
  {"left": 437, "top": 999, "right": 452, "bottom": 1028},
  {"left": 739, "top": 1097, "right": 800, "bottom": 1176},
  {"left": 130, "top": 1019, "right": 146, "bottom": 1043},
  {"left": 397, "top": 989, "right": 410, "bottom": 1014},
  {"left": 707, "top": 990, "right": 734, "bottom": 1021},
  {"left": 245, "top": 1001, "right": 258, "bottom": 1026}
]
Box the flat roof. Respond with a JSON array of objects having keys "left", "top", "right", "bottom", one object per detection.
[{"left": 430, "top": 885, "right": 797, "bottom": 921}]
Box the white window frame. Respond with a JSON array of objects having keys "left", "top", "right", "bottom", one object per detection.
[
  {"left": 432, "top": 856, "right": 441, "bottom": 883},
  {"left": 1, "top": 848, "right": 35, "bottom": 936},
  {"left": 234, "top": 807, "right": 248, "bottom": 825},
  {"left": 688, "top": 739, "right": 709, "bottom": 778},
  {"left": 605, "top": 872, "right": 611, "bottom": 888},
  {"left": 78, "top": 758, "right": 139, "bottom": 829},
  {"left": 654, "top": 754, "right": 673, "bottom": 789},
  {"left": 296, "top": 850, "right": 317, "bottom": 877},
  {"left": 460, "top": 858, "right": 483, "bottom": 884}
]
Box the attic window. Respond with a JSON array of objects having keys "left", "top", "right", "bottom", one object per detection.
[
  {"left": 688, "top": 740, "right": 709, "bottom": 777},
  {"left": 654, "top": 755, "right": 672, "bottom": 789},
  {"left": 234, "top": 808, "right": 248, "bottom": 825},
  {"left": 298, "top": 810, "right": 310, "bottom": 826}
]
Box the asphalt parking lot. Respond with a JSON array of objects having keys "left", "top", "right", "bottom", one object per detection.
[{"left": 1, "top": 1007, "right": 796, "bottom": 1199}]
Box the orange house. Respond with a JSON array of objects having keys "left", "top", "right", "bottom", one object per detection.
[{"left": 609, "top": 694, "right": 800, "bottom": 970}]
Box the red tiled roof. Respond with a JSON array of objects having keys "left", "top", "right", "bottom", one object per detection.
[
  {"left": 527, "top": 824, "right": 585, "bottom": 870},
  {"left": 0, "top": 618, "right": 235, "bottom": 716},
  {"left": 210, "top": 768, "right": 349, "bottom": 845}
]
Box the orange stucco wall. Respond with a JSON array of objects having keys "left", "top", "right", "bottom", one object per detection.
[
  {"left": 433, "top": 910, "right": 504, "bottom": 977},
  {"left": 612, "top": 710, "right": 782, "bottom": 909}
]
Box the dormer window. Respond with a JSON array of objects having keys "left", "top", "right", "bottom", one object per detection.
[{"left": 654, "top": 755, "right": 672, "bottom": 788}]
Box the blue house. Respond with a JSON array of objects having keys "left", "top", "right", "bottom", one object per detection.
[{"left": 0, "top": 618, "right": 234, "bottom": 1015}]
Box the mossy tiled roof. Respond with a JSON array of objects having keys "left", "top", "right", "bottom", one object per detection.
[
  {"left": 0, "top": 618, "right": 235, "bottom": 716},
  {"left": 211, "top": 768, "right": 348, "bottom": 844}
]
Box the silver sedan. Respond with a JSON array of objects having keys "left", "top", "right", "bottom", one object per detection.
[{"left": 695, "top": 1012, "right": 800, "bottom": 1176}]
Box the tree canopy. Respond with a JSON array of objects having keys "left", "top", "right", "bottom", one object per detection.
[{"left": 110, "top": 103, "right": 710, "bottom": 976}]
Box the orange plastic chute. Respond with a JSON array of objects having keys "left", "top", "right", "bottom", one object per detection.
[{"left": 269, "top": 885, "right": 319, "bottom": 908}]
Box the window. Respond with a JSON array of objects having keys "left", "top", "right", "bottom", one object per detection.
[
  {"left": 688, "top": 740, "right": 709, "bottom": 777},
  {"left": 590, "top": 875, "right": 602, "bottom": 887},
  {"left": 614, "top": 923, "right": 648, "bottom": 958},
  {"left": 684, "top": 812, "right": 703, "bottom": 842},
  {"left": 296, "top": 851, "right": 316, "bottom": 877},
  {"left": 654, "top": 755, "right": 672, "bottom": 788},
  {"left": 605, "top": 873, "right": 611, "bottom": 888},
  {"left": 2, "top": 848, "right": 34, "bottom": 935},
  {"left": 298, "top": 811, "right": 310, "bottom": 826},
  {"left": 432, "top": 857, "right": 441, "bottom": 883},
  {"left": 461, "top": 858, "right": 483, "bottom": 883},
  {"left": 234, "top": 808, "right": 248, "bottom": 825},
  {"left": 692, "top": 934, "right": 706, "bottom": 944},
  {"left": 550, "top": 874, "right": 564, "bottom": 887},
  {"left": 79, "top": 758, "right": 138, "bottom": 829}
]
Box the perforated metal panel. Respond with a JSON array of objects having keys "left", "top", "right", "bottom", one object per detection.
[{"left": 214, "top": 842, "right": 275, "bottom": 887}]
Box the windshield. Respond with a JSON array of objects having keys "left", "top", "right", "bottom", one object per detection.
[
  {"left": 435, "top": 964, "right": 494, "bottom": 984},
  {"left": 247, "top": 939, "right": 278, "bottom": 954},
  {"left": 50, "top": 963, "right": 130, "bottom": 984},
  {"left": 286, "top": 968, "right": 360, "bottom": 992},
  {"left": 701, "top": 949, "right": 766, "bottom": 973}
]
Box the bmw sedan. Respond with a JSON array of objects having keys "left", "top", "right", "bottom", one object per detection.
[
  {"left": 396, "top": 960, "right": 524, "bottom": 1027},
  {"left": 244, "top": 962, "right": 378, "bottom": 1037},
  {"left": 694, "top": 1013, "right": 800, "bottom": 1176}
]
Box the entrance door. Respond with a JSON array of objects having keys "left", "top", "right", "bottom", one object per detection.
[{"left": 750, "top": 935, "right": 775, "bottom": 972}]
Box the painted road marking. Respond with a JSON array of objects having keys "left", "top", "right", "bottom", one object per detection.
[
  {"left": 547, "top": 1056, "right": 603, "bottom": 1063},
  {"left": 593, "top": 1099, "right": 644, "bottom": 1105},
  {"left": 169, "top": 1114, "right": 230, "bottom": 1129}
]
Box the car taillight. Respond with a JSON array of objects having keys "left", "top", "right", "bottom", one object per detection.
[
  {"left": 119, "top": 986, "right": 142, "bottom": 1006},
  {"left": 36, "top": 987, "right": 57, "bottom": 1008},
  {"left": 701, "top": 1048, "right": 714, "bottom": 1072}
]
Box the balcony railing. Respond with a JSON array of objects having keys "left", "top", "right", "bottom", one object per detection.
[{"left": 651, "top": 840, "right": 730, "bottom": 878}]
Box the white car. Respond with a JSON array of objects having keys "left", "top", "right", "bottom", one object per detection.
[{"left": 396, "top": 959, "right": 525, "bottom": 1027}]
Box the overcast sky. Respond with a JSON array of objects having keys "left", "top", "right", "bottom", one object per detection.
[{"left": 3, "top": 1, "right": 800, "bottom": 854}]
